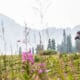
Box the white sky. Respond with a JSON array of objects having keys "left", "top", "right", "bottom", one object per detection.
[{"left": 0, "top": 0, "right": 80, "bottom": 29}]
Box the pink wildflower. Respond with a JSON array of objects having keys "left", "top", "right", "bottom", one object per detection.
[
  {"left": 22, "top": 50, "right": 34, "bottom": 64},
  {"left": 22, "top": 52, "right": 27, "bottom": 62},
  {"left": 38, "top": 69, "right": 43, "bottom": 74},
  {"left": 27, "top": 51, "right": 34, "bottom": 64},
  {"left": 39, "top": 63, "right": 46, "bottom": 67}
]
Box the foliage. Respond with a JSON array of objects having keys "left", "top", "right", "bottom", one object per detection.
[
  {"left": 47, "top": 38, "right": 56, "bottom": 50},
  {"left": 67, "top": 34, "right": 72, "bottom": 53},
  {"left": 40, "top": 50, "right": 57, "bottom": 55},
  {"left": 0, "top": 53, "right": 80, "bottom": 80}
]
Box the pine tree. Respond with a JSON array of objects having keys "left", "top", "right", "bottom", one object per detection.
[
  {"left": 47, "top": 39, "right": 52, "bottom": 50},
  {"left": 67, "top": 34, "right": 72, "bottom": 53},
  {"left": 51, "top": 39, "right": 56, "bottom": 50},
  {"left": 62, "top": 29, "right": 67, "bottom": 53}
]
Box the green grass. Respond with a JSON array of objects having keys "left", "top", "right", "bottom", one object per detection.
[{"left": 0, "top": 53, "right": 80, "bottom": 80}]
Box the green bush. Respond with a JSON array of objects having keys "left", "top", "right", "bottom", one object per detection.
[
  {"left": 72, "top": 53, "right": 80, "bottom": 60},
  {"left": 40, "top": 50, "right": 57, "bottom": 55},
  {"left": 34, "top": 55, "right": 40, "bottom": 62}
]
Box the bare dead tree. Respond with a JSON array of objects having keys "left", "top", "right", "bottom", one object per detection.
[
  {"left": 33, "top": 0, "right": 53, "bottom": 48},
  {"left": 1, "top": 21, "right": 7, "bottom": 55},
  {"left": 33, "top": 31, "right": 36, "bottom": 45},
  {"left": 33, "top": 0, "right": 53, "bottom": 27},
  {"left": 24, "top": 23, "right": 30, "bottom": 51},
  {"left": 39, "top": 31, "right": 42, "bottom": 45},
  {"left": 45, "top": 23, "right": 50, "bottom": 40},
  {"left": 10, "top": 43, "right": 13, "bottom": 55}
]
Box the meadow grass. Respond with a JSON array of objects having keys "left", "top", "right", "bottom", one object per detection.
[{"left": 0, "top": 53, "right": 80, "bottom": 80}]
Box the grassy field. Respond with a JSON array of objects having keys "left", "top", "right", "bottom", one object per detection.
[{"left": 0, "top": 53, "right": 80, "bottom": 80}]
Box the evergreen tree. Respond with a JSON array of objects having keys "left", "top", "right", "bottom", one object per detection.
[
  {"left": 47, "top": 39, "right": 52, "bottom": 50},
  {"left": 67, "top": 34, "right": 72, "bottom": 53},
  {"left": 62, "top": 29, "right": 67, "bottom": 53},
  {"left": 51, "top": 39, "right": 56, "bottom": 50}
]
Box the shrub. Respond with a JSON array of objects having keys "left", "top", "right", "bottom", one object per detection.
[
  {"left": 34, "top": 56, "right": 40, "bottom": 62},
  {"left": 40, "top": 50, "right": 57, "bottom": 55},
  {"left": 71, "top": 53, "right": 80, "bottom": 60}
]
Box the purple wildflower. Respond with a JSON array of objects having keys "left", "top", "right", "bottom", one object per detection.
[
  {"left": 38, "top": 69, "right": 43, "bottom": 74},
  {"left": 22, "top": 52, "right": 27, "bottom": 62},
  {"left": 22, "top": 50, "right": 34, "bottom": 64}
]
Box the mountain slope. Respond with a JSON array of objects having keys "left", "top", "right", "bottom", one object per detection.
[
  {"left": 0, "top": 14, "right": 24, "bottom": 54},
  {"left": 0, "top": 14, "right": 80, "bottom": 54}
]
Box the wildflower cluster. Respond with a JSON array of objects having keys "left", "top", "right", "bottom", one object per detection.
[
  {"left": 22, "top": 50, "right": 34, "bottom": 64},
  {"left": 38, "top": 63, "right": 46, "bottom": 74},
  {"left": 21, "top": 50, "right": 49, "bottom": 80}
]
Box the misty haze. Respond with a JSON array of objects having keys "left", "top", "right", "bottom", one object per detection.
[{"left": 0, "top": 0, "right": 80, "bottom": 80}]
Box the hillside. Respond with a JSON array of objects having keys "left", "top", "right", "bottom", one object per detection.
[{"left": 0, "top": 14, "right": 80, "bottom": 54}]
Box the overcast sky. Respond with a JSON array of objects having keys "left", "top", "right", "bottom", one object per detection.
[{"left": 0, "top": 0, "right": 80, "bottom": 29}]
